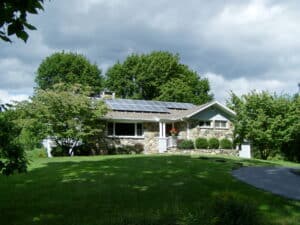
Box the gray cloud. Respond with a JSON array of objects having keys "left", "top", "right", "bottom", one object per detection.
[{"left": 0, "top": 0, "right": 299, "bottom": 103}]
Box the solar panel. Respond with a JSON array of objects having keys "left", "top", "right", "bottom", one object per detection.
[{"left": 104, "top": 99, "right": 195, "bottom": 113}]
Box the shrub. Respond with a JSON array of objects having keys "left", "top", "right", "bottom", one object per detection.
[
  {"left": 208, "top": 138, "right": 219, "bottom": 149},
  {"left": 134, "top": 143, "right": 144, "bottom": 153},
  {"left": 195, "top": 137, "right": 208, "bottom": 149},
  {"left": 109, "top": 144, "right": 144, "bottom": 155},
  {"left": 211, "top": 192, "right": 263, "bottom": 225},
  {"left": 178, "top": 140, "right": 194, "bottom": 149},
  {"left": 26, "top": 148, "right": 47, "bottom": 159},
  {"left": 107, "top": 145, "right": 117, "bottom": 155},
  {"left": 73, "top": 144, "right": 91, "bottom": 156},
  {"left": 51, "top": 146, "right": 69, "bottom": 156},
  {"left": 220, "top": 138, "right": 232, "bottom": 149}
]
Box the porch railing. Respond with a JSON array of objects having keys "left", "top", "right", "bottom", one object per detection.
[{"left": 167, "top": 136, "right": 177, "bottom": 148}]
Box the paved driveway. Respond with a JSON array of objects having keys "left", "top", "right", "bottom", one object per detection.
[{"left": 232, "top": 167, "right": 300, "bottom": 200}]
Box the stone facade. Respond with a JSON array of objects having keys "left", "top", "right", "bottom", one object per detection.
[
  {"left": 105, "top": 120, "right": 234, "bottom": 154},
  {"left": 187, "top": 120, "right": 234, "bottom": 140},
  {"left": 106, "top": 137, "right": 144, "bottom": 148},
  {"left": 143, "top": 122, "right": 159, "bottom": 154},
  {"left": 176, "top": 122, "right": 188, "bottom": 139},
  {"left": 105, "top": 122, "right": 160, "bottom": 154}
]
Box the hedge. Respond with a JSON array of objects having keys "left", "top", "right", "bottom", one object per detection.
[
  {"left": 208, "top": 138, "right": 219, "bottom": 149},
  {"left": 195, "top": 137, "right": 208, "bottom": 149},
  {"left": 220, "top": 138, "right": 233, "bottom": 149},
  {"left": 178, "top": 140, "right": 194, "bottom": 149}
]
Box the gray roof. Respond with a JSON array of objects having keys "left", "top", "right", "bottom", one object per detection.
[
  {"left": 104, "top": 99, "right": 195, "bottom": 113},
  {"left": 102, "top": 99, "right": 235, "bottom": 122}
]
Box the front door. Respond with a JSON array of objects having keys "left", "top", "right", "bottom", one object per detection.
[{"left": 166, "top": 123, "right": 172, "bottom": 137}]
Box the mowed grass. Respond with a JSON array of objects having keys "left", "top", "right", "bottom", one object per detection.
[{"left": 0, "top": 154, "right": 300, "bottom": 225}]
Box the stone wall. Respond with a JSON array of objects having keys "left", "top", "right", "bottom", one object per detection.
[
  {"left": 106, "top": 137, "right": 144, "bottom": 148},
  {"left": 176, "top": 122, "right": 188, "bottom": 139},
  {"left": 105, "top": 122, "right": 160, "bottom": 154},
  {"left": 143, "top": 122, "right": 159, "bottom": 154},
  {"left": 167, "top": 148, "right": 239, "bottom": 156},
  {"left": 188, "top": 120, "right": 234, "bottom": 140}
]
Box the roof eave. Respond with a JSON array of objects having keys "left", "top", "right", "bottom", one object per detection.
[{"left": 185, "top": 100, "right": 236, "bottom": 119}]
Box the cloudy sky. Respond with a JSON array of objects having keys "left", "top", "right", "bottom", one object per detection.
[{"left": 1, "top": 0, "right": 299, "bottom": 103}]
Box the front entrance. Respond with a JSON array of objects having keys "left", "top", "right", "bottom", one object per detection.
[
  {"left": 166, "top": 123, "right": 172, "bottom": 137},
  {"left": 166, "top": 123, "right": 177, "bottom": 148},
  {"left": 158, "top": 122, "right": 178, "bottom": 152}
]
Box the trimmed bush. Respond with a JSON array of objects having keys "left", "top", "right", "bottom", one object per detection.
[
  {"left": 195, "top": 137, "right": 208, "bottom": 149},
  {"left": 220, "top": 138, "right": 233, "bottom": 149},
  {"left": 208, "top": 138, "right": 219, "bottom": 149},
  {"left": 178, "top": 140, "right": 194, "bottom": 149}
]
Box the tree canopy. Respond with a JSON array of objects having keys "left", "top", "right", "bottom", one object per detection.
[
  {"left": 35, "top": 52, "right": 103, "bottom": 95},
  {"left": 0, "top": 105, "right": 27, "bottom": 175},
  {"left": 0, "top": 0, "right": 45, "bottom": 42},
  {"left": 228, "top": 91, "right": 300, "bottom": 160},
  {"left": 19, "top": 83, "right": 108, "bottom": 155},
  {"left": 105, "top": 51, "right": 213, "bottom": 105}
]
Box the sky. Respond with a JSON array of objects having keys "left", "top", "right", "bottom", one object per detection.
[{"left": 1, "top": 0, "right": 299, "bottom": 104}]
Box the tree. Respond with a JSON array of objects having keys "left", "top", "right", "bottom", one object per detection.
[
  {"left": 13, "top": 105, "right": 45, "bottom": 151},
  {"left": 0, "top": 105, "right": 27, "bottom": 175},
  {"left": 228, "top": 91, "right": 299, "bottom": 160},
  {"left": 35, "top": 52, "right": 103, "bottom": 95},
  {"left": 105, "top": 51, "right": 213, "bottom": 104},
  {"left": 280, "top": 94, "right": 300, "bottom": 162},
  {"left": 19, "top": 84, "right": 108, "bottom": 156},
  {"left": 0, "top": 0, "right": 45, "bottom": 42}
]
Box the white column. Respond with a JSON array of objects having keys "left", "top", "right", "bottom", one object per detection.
[
  {"left": 186, "top": 121, "right": 190, "bottom": 140},
  {"left": 159, "top": 122, "right": 163, "bottom": 138},
  {"left": 162, "top": 122, "right": 166, "bottom": 138},
  {"left": 158, "top": 121, "right": 167, "bottom": 153}
]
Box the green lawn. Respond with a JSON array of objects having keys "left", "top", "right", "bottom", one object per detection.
[{"left": 0, "top": 154, "right": 299, "bottom": 225}]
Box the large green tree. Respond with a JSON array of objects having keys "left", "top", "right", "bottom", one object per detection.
[
  {"left": 19, "top": 84, "right": 108, "bottom": 156},
  {"left": 13, "top": 102, "right": 45, "bottom": 151},
  {"left": 228, "top": 91, "right": 299, "bottom": 160},
  {"left": 0, "top": 0, "right": 45, "bottom": 42},
  {"left": 281, "top": 94, "right": 300, "bottom": 162},
  {"left": 105, "top": 51, "right": 213, "bottom": 104},
  {"left": 0, "top": 104, "right": 27, "bottom": 175},
  {"left": 35, "top": 52, "right": 103, "bottom": 95}
]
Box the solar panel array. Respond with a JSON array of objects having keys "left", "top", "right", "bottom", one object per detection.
[{"left": 104, "top": 99, "right": 195, "bottom": 113}]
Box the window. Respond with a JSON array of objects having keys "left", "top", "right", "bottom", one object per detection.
[
  {"left": 137, "top": 123, "right": 143, "bottom": 136},
  {"left": 107, "top": 122, "right": 114, "bottom": 135},
  {"left": 199, "top": 121, "right": 211, "bottom": 128},
  {"left": 115, "top": 123, "right": 135, "bottom": 136},
  {"left": 107, "top": 122, "right": 144, "bottom": 137},
  {"left": 215, "top": 120, "right": 227, "bottom": 129}
]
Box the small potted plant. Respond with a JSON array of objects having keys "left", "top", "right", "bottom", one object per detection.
[{"left": 169, "top": 127, "right": 178, "bottom": 136}]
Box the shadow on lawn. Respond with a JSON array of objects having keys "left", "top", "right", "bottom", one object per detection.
[{"left": 1, "top": 155, "right": 299, "bottom": 225}]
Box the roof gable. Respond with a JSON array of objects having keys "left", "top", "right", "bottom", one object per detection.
[{"left": 184, "top": 101, "right": 236, "bottom": 119}]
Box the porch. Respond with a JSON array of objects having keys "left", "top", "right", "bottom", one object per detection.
[{"left": 158, "top": 121, "right": 187, "bottom": 153}]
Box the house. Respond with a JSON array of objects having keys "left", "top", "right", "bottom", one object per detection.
[{"left": 102, "top": 96, "right": 236, "bottom": 154}]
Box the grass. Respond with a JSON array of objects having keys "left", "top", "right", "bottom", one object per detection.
[{"left": 0, "top": 154, "right": 300, "bottom": 225}]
